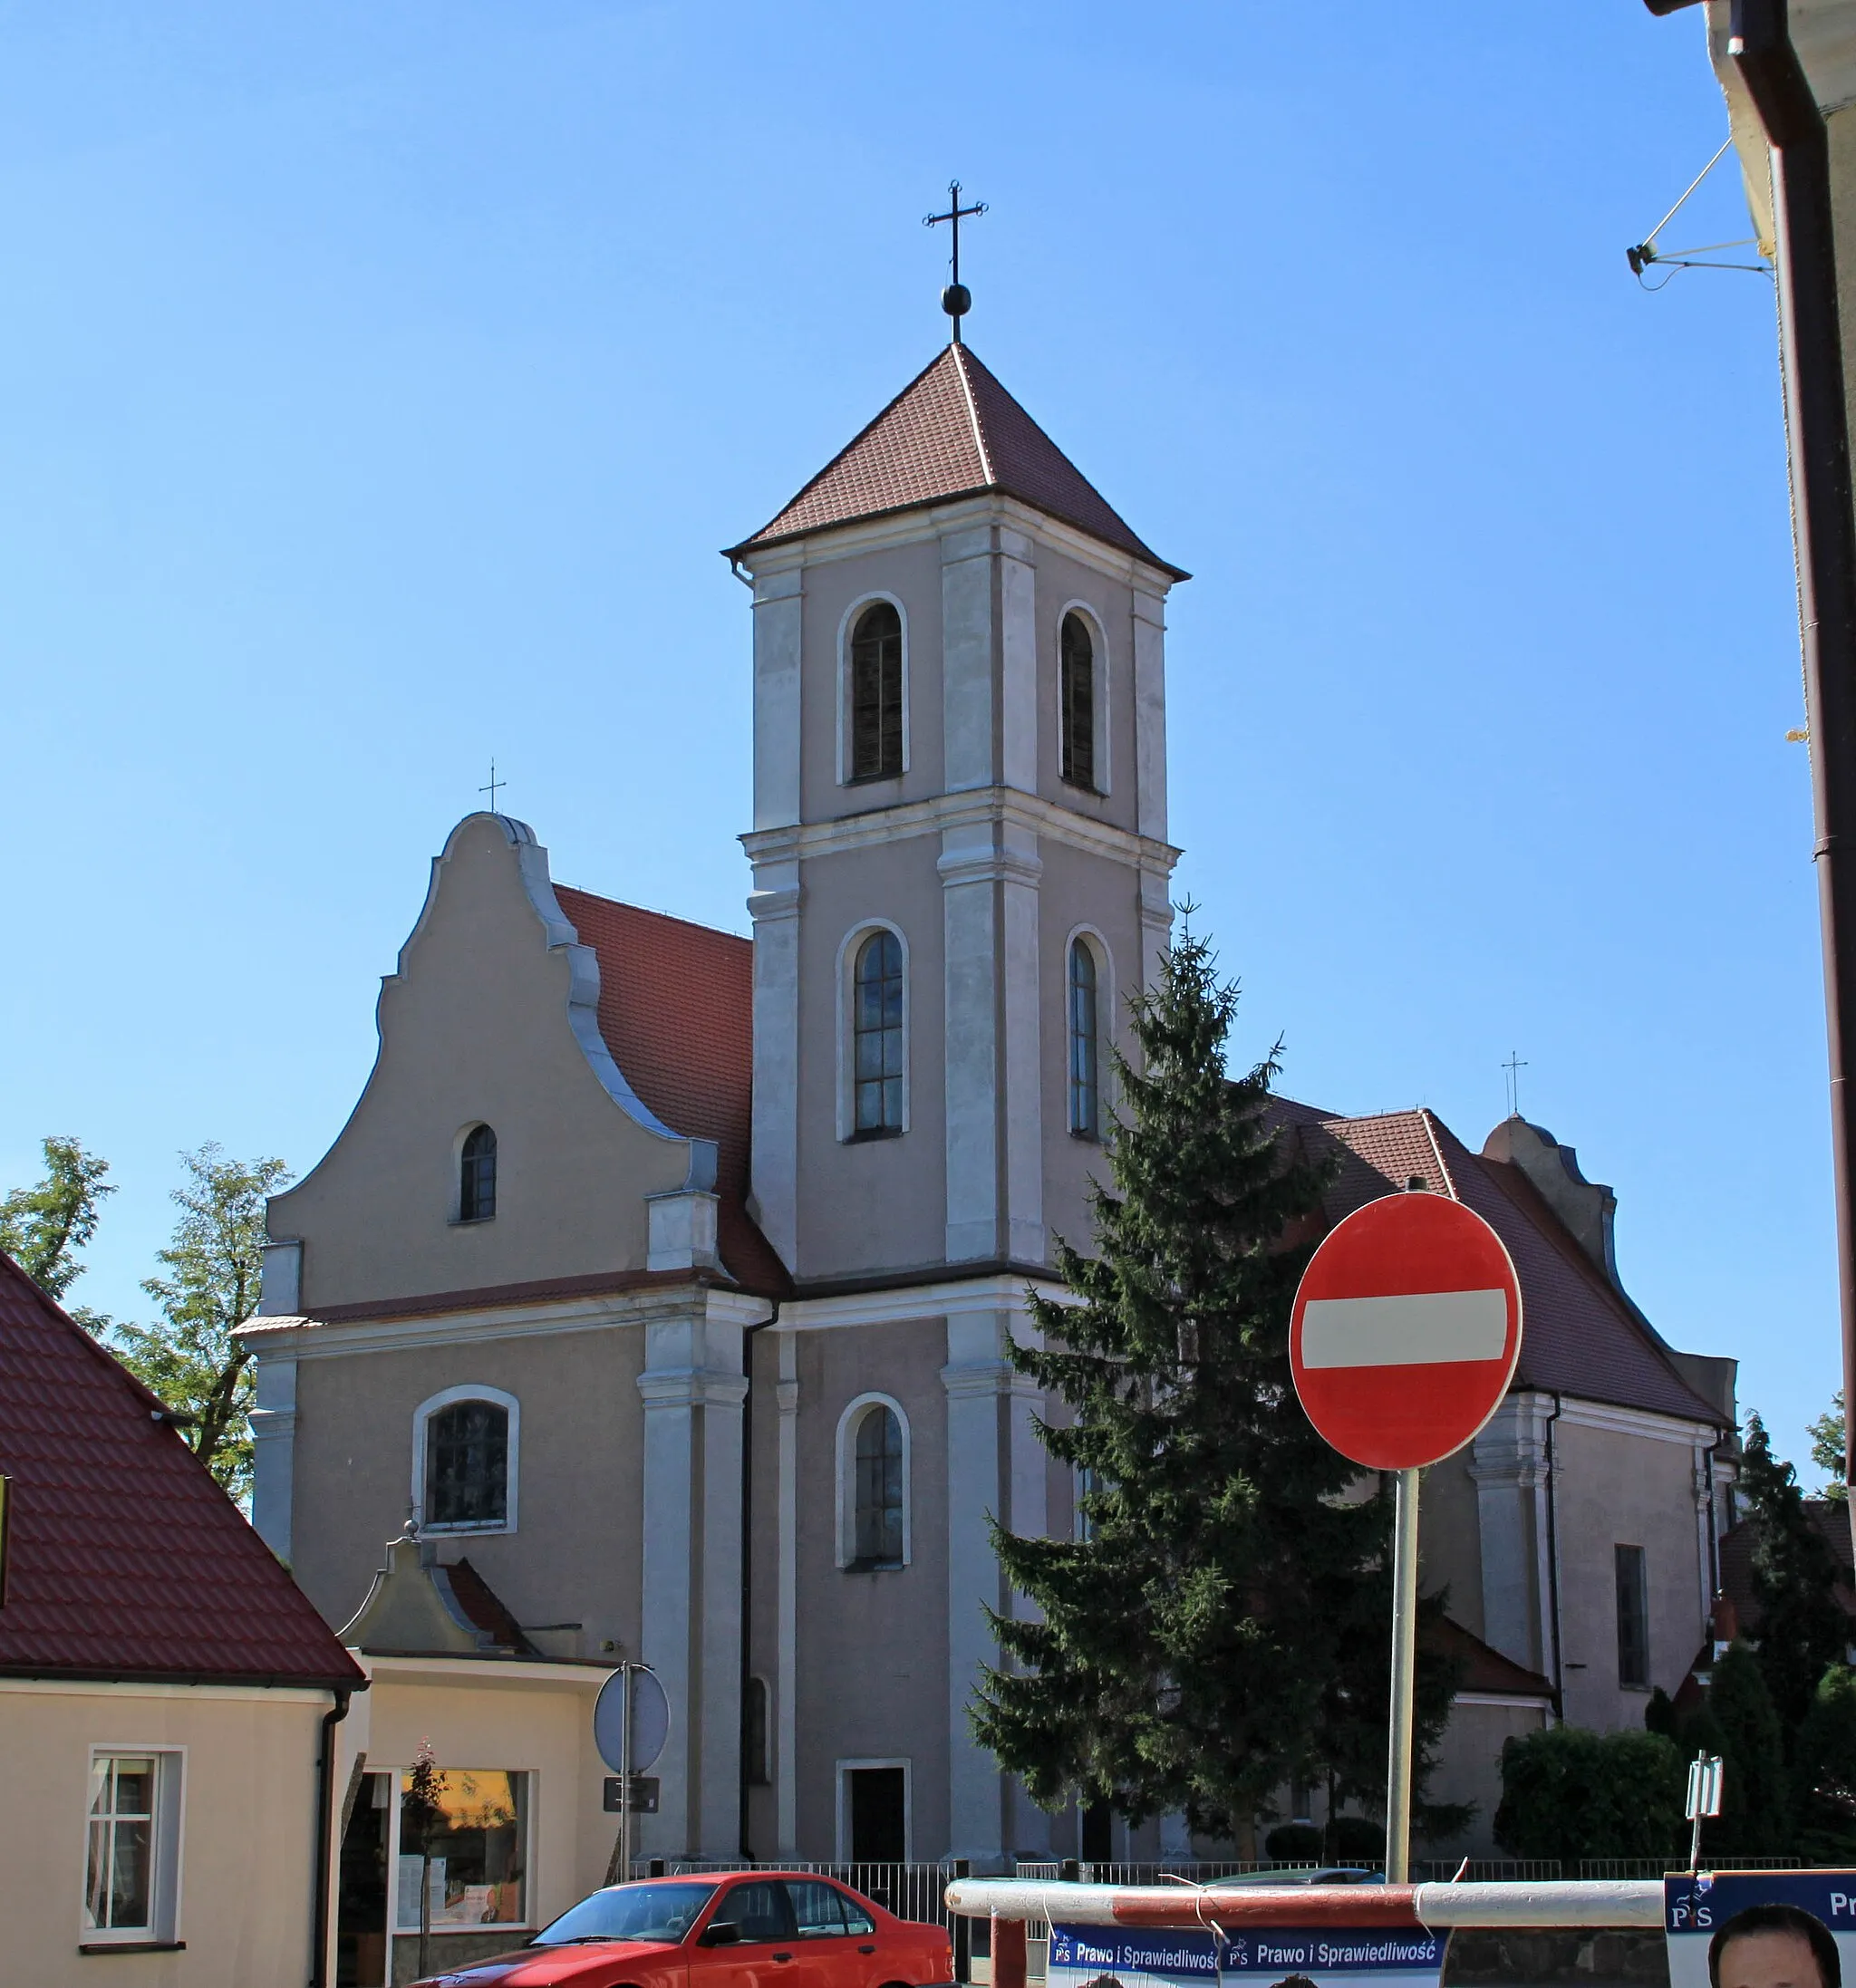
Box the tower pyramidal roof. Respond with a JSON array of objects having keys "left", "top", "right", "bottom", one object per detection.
[{"left": 727, "top": 343, "right": 1187, "bottom": 581}]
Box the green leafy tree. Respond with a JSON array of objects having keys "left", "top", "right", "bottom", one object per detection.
[
  {"left": 1494, "top": 1725, "right": 1685, "bottom": 1863},
  {"left": 1706, "top": 1642, "right": 1791, "bottom": 1854},
  {"left": 1737, "top": 1414, "right": 1848, "bottom": 1743},
  {"left": 402, "top": 1740, "right": 445, "bottom": 1979},
  {"left": 113, "top": 1144, "right": 290, "bottom": 1501},
  {"left": 1811, "top": 1392, "right": 1847, "bottom": 1502},
  {"left": 1797, "top": 1664, "right": 1856, "bottom": 1860},
  {"left": 971, "top": 925, "right": 1459, "bottom": 1856},
  {"left": 0, "top": 1135, "right": 114, "bottom": 1321}
]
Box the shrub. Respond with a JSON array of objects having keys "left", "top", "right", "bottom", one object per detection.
[
  {"left": 1797, "top": 1665, "right": 1856, "bottom": 1860},
  {"left": 1264, "top": 1821, "right": 1323, "bottom": 1861},
  {"left": 1325, "top": 1814, "right": 1387, "bottom": 1862},
  {"left": 1494, "top": 1725, "right": 1684, "bottom": 1863},
  {"left": 1707, "top": 1643, "right": 1790, "bottom": 1853}
]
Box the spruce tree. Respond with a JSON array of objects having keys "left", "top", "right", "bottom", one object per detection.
[
  {"left": 972, "top": 926, "right": 1458, "bottom": 1855},
  {"left": 1737, "top": 1414, "right": 1848, "bottom": 1742},
  {"left": 1706, "top": 1644, "right": 1790, "bottom": 1855}
]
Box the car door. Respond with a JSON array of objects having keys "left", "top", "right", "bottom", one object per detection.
[
  {"left": 817, "top": 1884, "right": 888, "bottom": 1988},
  {"left": 785, "top": 1880, "right": 865, "bottom": 1988},
  {"left": 689, "top": 1879, "right": 816, "bottom": 1988}
]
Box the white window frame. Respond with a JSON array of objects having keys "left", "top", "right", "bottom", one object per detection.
[
  {"left": 836, "top": 921, "right": 911, "bottom": 1141},
  {"left": 837, "top": 592, "right": 910, "bottom": 787},
  {"left": 412, "top": 1384, "right": 520, "bottom": 1536},
  {"left": 387, "top": 1764, "right": 536, "bottom": 1936},
  {"left": 834, "top": 1392, "right": 912, "bottom": 1569},
  {"left": 1063, "top": 924, "right": 1116, "bottom": 1139},
  {"left": 1055, "top": 602, "right": 1111, "bottom": 796},
  {"left": 81, "top": 1747, "right": 185, "bottom": 1949},
  {"left": 835, "top": 1756, "right": 913, "bottom": 1863}
]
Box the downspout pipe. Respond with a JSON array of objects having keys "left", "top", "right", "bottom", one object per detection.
[
  {"left": 740, "top": 1298, "right": 780, "bottom": 1856},
  {"left": 1648, "top": 0, "right": 1856, "bottom": 1564},
  {"left": 1544, "top": 1394, "right": 1564, "bottom": 1721},
  {"left": 312, "top": 1685, "right": 353, "bottom": 1988}
]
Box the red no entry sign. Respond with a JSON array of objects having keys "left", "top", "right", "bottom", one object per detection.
[{"left": 1290, "top": 1192, "right": 1522, "bottom": 1471}]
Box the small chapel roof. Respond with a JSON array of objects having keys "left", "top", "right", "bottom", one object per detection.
[
  {"left": 0, "top": 1250, "right": 365, "bottom": 1688},
  {"left": 1272, "top": 1100, "right": 1729, "bottom": 1430},
  {"left": 726, "top": 342, "right": 1189, "bottom": 581}
]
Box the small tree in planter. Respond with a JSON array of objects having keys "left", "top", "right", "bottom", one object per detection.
[{"left": 402, "top": 1740, "right": 445, "bottom": 1980}]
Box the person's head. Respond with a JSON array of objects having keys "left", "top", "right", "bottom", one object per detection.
[{"left": 1709, "top": 1906, "right": 1842, "bottom": 1988}]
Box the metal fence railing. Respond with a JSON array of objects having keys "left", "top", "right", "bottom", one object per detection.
[{"left": 1579, "top": 1856, "right": 1806, "bottom": 1879}]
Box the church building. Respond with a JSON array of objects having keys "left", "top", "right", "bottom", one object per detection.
[{"left": 241, "top": 332, "right": 1738, "bottom": 1890}]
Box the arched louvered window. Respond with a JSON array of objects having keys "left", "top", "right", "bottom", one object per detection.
[
  {"left": 849, "top": 602, "right": 904, "bottom": 781},
  {"left": 853, "top": 1405, "right": 905, "bottom": 1568},
  {"left": 425, "top": 1398, "right": 509, "bottom": 1529},
  {"left": 852, "top": 931, "right": 904, "bottom": 1138},
  {"left": 459, "top": 1124, "right": 498, "bottom": 1221},
  {"left": 1059, "top": 612, "right": 1097, "bottom": 791},
  {"left": 1068, "top": 940, "right": 1100, "bottom": 1140}
]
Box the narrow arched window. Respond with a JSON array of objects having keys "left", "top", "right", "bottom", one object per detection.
[
  {"left": 426, "top": 1398, "right": 509, "bottom": 1528},
  {"left": 1060, "top": 612, "right": 1096, "bottom": 791},
  {"left": 853, "top": 1406, "right": 904, "bottom": 1568},
  {"left": 459, "top": 1124, "right": 498, "bottom": 1221},
  {"left": 849, "top": 602, "right": 904, "bottom": 781},
  {"left": 852, "top": 931, "right": 904, "bottom": 1137},
  {"left": 1068, "top": 940, "right": 1100, "bottom": 1140}
]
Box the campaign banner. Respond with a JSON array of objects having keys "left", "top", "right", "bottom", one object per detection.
[
  {"left": 1666, "top": 1873, "right": 1856, "bottom": 1988},
  {"left": 1049, "top": 1922, "right": 1445, "bottom": 1988}
]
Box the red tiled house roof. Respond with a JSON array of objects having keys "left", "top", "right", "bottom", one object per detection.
[
  {"left": 0, "top": 1252, "right": 364, "bottom": 1686},
  {"left": 1278, "top": 1104, "right": 1726, "bottom": 1428},
  {"left": 555, "top": 887, "right": 789, "bottom": 1298},
  {"left": 726, "top": 343, "right": 1188, "bottom": 581}
]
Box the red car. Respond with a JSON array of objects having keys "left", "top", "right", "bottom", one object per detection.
[{"left": 409, "top": 1871, "right": 957, "bottom": 1988}]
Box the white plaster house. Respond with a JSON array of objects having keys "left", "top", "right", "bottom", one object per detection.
[{"left": 239, "top": 338, "right": 1738, "bottom": 1914}]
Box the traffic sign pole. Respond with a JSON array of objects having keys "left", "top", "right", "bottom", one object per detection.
[
  {"left": 1385, "top": 1466, "right": 1421, "bottom": 1883},
  {"left": 619, "top": 1663, "right": 633, "bottom": 1886}
]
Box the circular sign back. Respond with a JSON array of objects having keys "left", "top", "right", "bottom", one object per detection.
[
  {"left": 593, "top": 1665, "right": 671, "bottom": 1777},
  {"left": 1290, "top": 1192, "right": 1522, "bottom": 1471}
]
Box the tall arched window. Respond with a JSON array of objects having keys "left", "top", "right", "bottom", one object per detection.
[
  {"left": 1059, "top": 612, "right": 1097, "bottom": 791},
  {"left": 459, "top": 1124, "right": 498, "bottom": 1221},
  {"left": 848, "top": 602, "right": 904, "bottom": 782},
  {"left": 1068, "top": 939, "right": 1100, "bottom": 1140},
  {"left": 853, "top": 1406, "right": 904, "bottom": 1568},
  {"left": 425, "top": 1397, "right": 509, "bottom": 1529},
  {"left": 852, "top": 931, "right": 904, "bottom": 1138}
]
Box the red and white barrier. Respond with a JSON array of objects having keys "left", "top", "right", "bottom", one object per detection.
[{"left": 942, "top": 1877, "right": 1666, "bottom": 1933}]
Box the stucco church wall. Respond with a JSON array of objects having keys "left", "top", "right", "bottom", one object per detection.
[
  {"left": 793, "top": 1317, "right": 952, "bottom": 1859},
  {"left": 270, "top": 816, "right": 691, "bottom": 1311},
  {"left": 1418, "top": 1449, "right": 1487, "bottom": 1646},
  {"left": 1551, "top": 1414, "right": 1711, "bottom": 1732},
  {"left": 288, "top": 1320, "right": 648, "bottom": 1660},
  {"left": 1422, "top": 1697, "right": 1548, "bottom": 1858},
  {"left": 793, "top": 841, "right": 949, "bottom": 1278}
]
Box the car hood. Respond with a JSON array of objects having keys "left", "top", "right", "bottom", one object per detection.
[{"left": 414, "top": 1938, "right": 679, "bottom": 1985}]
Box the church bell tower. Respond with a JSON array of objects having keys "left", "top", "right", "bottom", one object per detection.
[{"left": 729, "top": 338, "right": 1187, "bottom": 1286}]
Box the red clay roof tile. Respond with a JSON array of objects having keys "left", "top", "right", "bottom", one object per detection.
[
  {"left": 0, "top": 1252, "right": 364, "bottom": 1686},
  {"left": 1286, "top": 1105, "right": 1726, "bottom": 1428},
  {"left": 555, "top": 887, "right": 789, "bottom": 1297},
  {"left": 727, "top": 343, "right": 1186, "bottom": 580}
]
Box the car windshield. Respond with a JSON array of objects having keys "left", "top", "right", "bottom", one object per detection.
[{"left": 535, "top": 1882, "right": 719, "bottom": 1946}]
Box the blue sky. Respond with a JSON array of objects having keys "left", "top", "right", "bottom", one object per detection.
[{"left": 1, "top": 5, "right": 1831, "bottom": 1475}]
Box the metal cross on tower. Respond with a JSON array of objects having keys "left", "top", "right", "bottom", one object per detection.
[
  {"left": 479, "top": 759, "right": 505, "bottom": 812},
  {"left": 923, "top": 180, "right": 986, "bottom": 343},
  {"left": 1503, "top": 1050, "right": 1529, "bottom": 1120}
]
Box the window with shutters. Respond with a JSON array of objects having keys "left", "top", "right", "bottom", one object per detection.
[
  {"left": 1060, "top": 611, "right": 1097, "bottom": 791},
  {"left": 847, "top": 601, "right": 904, "bottom": 782}
]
